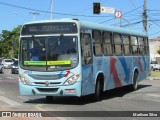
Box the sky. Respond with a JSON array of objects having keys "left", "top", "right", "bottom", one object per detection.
[{"left": 0, "top": 0, "right": 159, "bottom": 39}]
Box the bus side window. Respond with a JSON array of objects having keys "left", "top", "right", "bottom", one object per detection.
[
  {"left": 102, "top": 31, "right": 112, "bottom": 55},
  {"left": 138, "top": 37, "right": 145, "bottom": 55},
  {"left": 122, "top": 35, "right": 130, "bottom": 55},
  {"left": 113, "top": 33, "right": 122, "bottom": 55},
  {"left": 81, "top": 33, "right": 92, "bottom": 65},
  {"left": 131, "top": 36, "right": 138, "bottom": 55},
  {"left": 144, "top": 37, "right": 149, "bottom": 55},
  {"left": 92, "top": 30, "right": 102, "bottom": 56}
]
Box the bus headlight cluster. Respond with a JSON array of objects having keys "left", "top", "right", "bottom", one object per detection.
[
  {"left": 19, "top": 74, "right": 31, "bottom": 85},
  {"left": 64, "top": 74, "right": 80, "bottom": 86}
]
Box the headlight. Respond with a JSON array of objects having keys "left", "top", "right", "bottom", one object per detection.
[
  {"left": 19, "top": 74, "right": 31, "bottom": 85},
  {"left": 63, "top": 74, "right": 80, "bottom": 86},
  {"left": 12, "top": 66, "right": 16, "bottom": 68}
]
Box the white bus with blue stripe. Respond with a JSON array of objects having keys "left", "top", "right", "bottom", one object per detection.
[{"left": 19, "top": 18, "right": 150, "bottom": 101}]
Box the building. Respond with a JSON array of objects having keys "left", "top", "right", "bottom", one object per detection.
[{"left": 149, "top": 37, "right": 160, "bottom": 62}]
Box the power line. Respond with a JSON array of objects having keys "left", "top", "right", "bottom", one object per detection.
[
  {"left": 122, "top": 19, "right": 160, "bottom": 27},
  {"left": 99, "top": 5, "right": 143, "bottom": 24},
  {"left": 111, "top": 17, "right": 142, "bottom": 26},
  {"left": 0, "top": 1, "right": 112, "bottom": 18},
  {"left": 122, "top": 21, "right": 142, "bottom": 27},
  {"left": 129, "top": 0, "right": 147, "bottom": 32},
  {"left": 129, "top": 0, "right": 142, "bottom": 17},
  {"left": 147, "top": 9, "right": 160, "bottom": 12},
  {"left": 149, "top": 31, "right": 160, "bottom": 36},
  {"left": 148, "top": 16, "right": 160, "bottom": 26}
]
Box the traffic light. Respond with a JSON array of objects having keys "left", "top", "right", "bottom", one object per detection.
[{"left": 93, "top": 3, "right": 100, "bottom": 14}]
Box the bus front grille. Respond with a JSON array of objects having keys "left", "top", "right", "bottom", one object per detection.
[
  {"left": 37, "top": 88, "right": 58, "bottom": 93},
  {"left": 33, "top": 82, "right": 61, "bottom": 86},
  {"left": 29, "top": 74, "right": 65, "bottom": 80}
]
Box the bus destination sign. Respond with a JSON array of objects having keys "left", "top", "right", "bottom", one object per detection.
[{"left": 21, "top": 22, "right": 77, "bottom": 35}]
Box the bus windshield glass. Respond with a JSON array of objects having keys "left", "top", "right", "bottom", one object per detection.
[{"left": 20, "top": 36, "right": 78, "bottom": 71}]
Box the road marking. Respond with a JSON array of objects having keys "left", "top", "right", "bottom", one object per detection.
[
  {"left": 6, "top": 77, "right": 15, "bottom": 79},
  {"left": 144, "top": 98, "right": 160, "bottom": 103},
  {"left": 0, "top": 96, "right": 21, "bottom": 106},
  {"left": 17, "top": 96, "right": 30, "bottom": 101},
  {"left": 146, "top": 94, "right": 160, "bottom": 98},
  {"left": 0, "top": 80, "right": 18, "bottom": 83},
  {"left": 35, "top": 105, "right": 46, "bottom": 111}
]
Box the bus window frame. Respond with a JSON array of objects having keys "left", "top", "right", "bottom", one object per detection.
[
  {"left": 130, "top": 36, "right": 139, "bottom": 55},
  {"left": 121, "top": 34, "right": 131, "bottom": 56},
  {"left": 80, "top": 33, "right": 93, "bottom": 66},
  {"left": 92, "top": 30, "right": 103, "bottom": 56},
  {"left": 102, "top": 31, "right": 113, "bottom": 56},
  {"left": 144, "top": 37, "right": 149, "bottom": 55},
  {"left": 138, "top": 37, "right": 145, "bottom": 55},
  {"left": 113, "top": 33, "right": 123, "bottom": 56}
]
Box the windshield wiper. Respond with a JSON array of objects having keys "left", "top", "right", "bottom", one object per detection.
[
  {"left": 32, "top": 35, "right": 44, "bottom": 47},
  {"left": 51, "top": 34, "right": 64, "bottom": 51},
  {"left": 58, "top": 34, "right": 64, "bottom": 45}
]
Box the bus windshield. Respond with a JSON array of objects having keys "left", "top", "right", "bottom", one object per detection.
[{"left": 20, "top": 36, "right": 78, "bottom": 71}]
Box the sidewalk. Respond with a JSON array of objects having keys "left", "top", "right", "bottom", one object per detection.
[{"left": 146, "top": 77, "right": 160, "bottom": 80}]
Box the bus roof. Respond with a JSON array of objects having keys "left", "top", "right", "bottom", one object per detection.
[
  {"left": 23, "top": 18, "right": 148, "bottom": 37},
  {"left": 79, "top": 21, "right": 147, "bottom": 37}
]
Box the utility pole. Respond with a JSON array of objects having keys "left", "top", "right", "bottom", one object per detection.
[
  {"left": 29, "top": 12, "right": 40, "bottom": 21},
  {"left": 143, "top": 0, "right": 147, "bottom": 32},
  {"left": 51, "top": 0, "right": 54, "bottom": 19}
]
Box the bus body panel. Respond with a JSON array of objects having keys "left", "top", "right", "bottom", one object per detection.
[
  {"left": 19, "top": 81, "right": 82, "bottom": 96},
  {"left": 81, "top": 64, "right": 95, "bottom": 96},
  {"left": 19, "top": 19, "right": 149, "bottom": 98},
  {"left": 93, "top": 56, "right": 133, "bottom": 91}
]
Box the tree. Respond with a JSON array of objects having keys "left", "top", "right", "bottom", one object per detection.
[
  {"left": 0, "top": 25, "right": 22, "bottom": 58},
  {"left": 157, "top": 49, "right": 160, "bottom": 55}
]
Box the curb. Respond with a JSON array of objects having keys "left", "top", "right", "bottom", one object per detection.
[{"left": 146, "top": 77, "right": 160, "bottom": 80}]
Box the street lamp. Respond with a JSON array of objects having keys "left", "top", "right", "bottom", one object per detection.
[{"left": 29, "top": 12, "right": 40, "bottom": 21}]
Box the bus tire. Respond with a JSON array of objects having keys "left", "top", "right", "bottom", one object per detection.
[
  {"left": 131, "top": 72, "right": 138, "bottom": 91},
  {"left": 46, "top": 96, "right": 54, "bottom": 102},
  {"left": 94, "top": 77, "right": 103, "bottom": 101}
]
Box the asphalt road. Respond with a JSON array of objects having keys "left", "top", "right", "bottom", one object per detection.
[{"left": 0, "top": 69, "right": 160, "bottom": 120}]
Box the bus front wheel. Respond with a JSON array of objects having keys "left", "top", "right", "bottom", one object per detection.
[
  {"left": 94, "top": 78, "right": 103, "bottom": 101},
  {"left": 95, "top": 80, "right": 100, "bottom": 100},
  {"left": 131, "top": 72, "right": 138, "bottom": 91}
]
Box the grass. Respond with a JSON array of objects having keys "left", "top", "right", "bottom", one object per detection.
[{"left": 150, "top": 71, "right": 160, "bottom": 77}]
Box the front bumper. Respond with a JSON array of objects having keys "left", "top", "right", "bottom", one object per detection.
[
  {"left": 12, "top": 68, "right": 19, "bottom": 73},
  {"left": 19, "top": 81, "right": 82, "bottom": 97}
]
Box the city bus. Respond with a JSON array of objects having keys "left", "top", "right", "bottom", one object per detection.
[{"left": 19, "top": 18, "right": 150, "bottom": 101}]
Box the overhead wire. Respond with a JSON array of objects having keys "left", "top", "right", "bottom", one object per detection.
[
  {"left": 0, "top": 1, "right": 111, "bottom": 18},
  {"left": 149, "top": 31, "right": 160, "bottom": 36},
  {"left": 129, "top": 0, "right": 142, "bottom": 17},
  {"left": 99, "top": 5, "right": 143, "bottom": 24}
]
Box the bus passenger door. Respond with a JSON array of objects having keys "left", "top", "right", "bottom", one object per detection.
[{"left": 81, "top": 33, "right": 94, "bottom": 96}]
